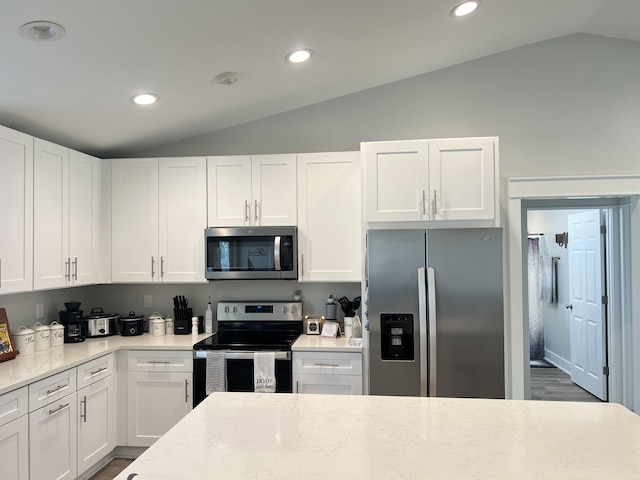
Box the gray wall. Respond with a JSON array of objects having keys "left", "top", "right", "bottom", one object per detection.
[{"left": 134, "top": 33, "right": 640, "bottom": 180}]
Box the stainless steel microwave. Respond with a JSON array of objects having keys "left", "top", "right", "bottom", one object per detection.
[{"left": 204, "top": 226, "right": 298, "bottom": 280}]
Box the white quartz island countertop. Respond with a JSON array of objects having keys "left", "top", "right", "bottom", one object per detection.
[{"left": 114, "top": 392, "right": 640, "bottom": 480}]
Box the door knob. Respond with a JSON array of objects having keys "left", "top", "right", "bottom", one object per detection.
[{"left": 565, "top": 304, "right": 573, "bottom": 310}]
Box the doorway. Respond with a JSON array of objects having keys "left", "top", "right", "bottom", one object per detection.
[{"left": 522, "top": 198, "right": 631, "bottom": 405}]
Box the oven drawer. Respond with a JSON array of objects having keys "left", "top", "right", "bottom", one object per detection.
[
  {"left": 293, "top": 352, "right": 362, "bottom": 376},
  {"left": 128, "top": 350, "right": 193, "bottom": 372}
]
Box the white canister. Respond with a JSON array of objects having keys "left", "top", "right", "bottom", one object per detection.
[
  {"left": 150, "top": 317, "right": 166, "bottom": 336},
  {"left": 344, "top": 317, "right": 354, "bottom": 338},
  {"left": 49, "top": 321, "right": 65, "bottom": 347},
  {"left": 33, "top": 322, "right": 50, "bottom": 351},
  {"left": 14, "top": 326, "right": 35, "bottom": 356},
  {"left": 165, "top": 317, "right": 174, "bottom": 335}
]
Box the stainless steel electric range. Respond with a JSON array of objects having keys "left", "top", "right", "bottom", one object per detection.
[{"left": 193, "top": 301, "right": 302, "bottom": 406}]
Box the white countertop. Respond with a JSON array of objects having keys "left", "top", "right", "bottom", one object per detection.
[
  {"left": 292, "top": 334, "right": 362, "bottom": 352},
  {"left": 114, "top": 392, "right": 640, "bottom": 480},
  {"left": 0, "top": 333, "right": 210, "bottom": 395}
]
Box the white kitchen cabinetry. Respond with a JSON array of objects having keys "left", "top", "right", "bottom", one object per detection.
[
  {"left": 34, "top": 139, "right": 101, "bottom": 289},
  {"left": 111, "top": 157, "right": 207, "bottom": 282},
  {"left": 29, "top": 368, "right": 79, "bottom": 480},
  {"left": 77, "top": 354, "right": 116, "bottom": 476},
  {"left": 363, "top": 137, "right": 498, "bottom": 224},
  {"left": 0, "top": 387, "right": 29, "bottom": 480},
  {"left": 0, "top": 125, "right": 33, "bottom": 294},
  {"left": 297, "top": 152, "right": 361, "bottom": 282},
  {"left": 293, "top": 351, "right": 363, "bottom": 395},
  {"left": 126, "top": 350, "right": 193, "bottom": 447},
  {"left": 207, "top": 154, "right": 297, "bottom": 227}
]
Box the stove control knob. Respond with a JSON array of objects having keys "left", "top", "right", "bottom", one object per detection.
[
  {"left": 290, "top": 306, "right": 296, "bottom": 313},
  {"left": 224, "top": 307, "right": 230, "bottom": 313},
  {"left": 232, "top": 307, "right": 238, "bottom": 313},
  {"left": 281, "top": 306, "right": 288, "bottom": 314}
]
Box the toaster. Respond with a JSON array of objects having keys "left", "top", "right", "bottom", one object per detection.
[{"left": 304, "top": 315, "right": 325, "bottom": 335}]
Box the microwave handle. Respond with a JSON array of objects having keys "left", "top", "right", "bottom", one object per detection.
[{"left": 274, "top": 236, "right": 281, "bottom": 271}]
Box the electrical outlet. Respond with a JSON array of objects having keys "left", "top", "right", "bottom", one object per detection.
[
  {"left": 36, "top": 303, "right": 44, "bottom": 320},
  {"left": 144, "top": 295, "right": 152, "bottom": 308}
]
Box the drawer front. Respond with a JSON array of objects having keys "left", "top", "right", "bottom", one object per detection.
[
  {"left": 128, "top": 350, "right": 193, "bottom": 373},
  {"left": 293, "top": 352, "right": 362, "bottom": 376},
  {"left": 29, "top": 368, "right": 77, "bottom": 412},
  {"left": 0, "top": 386, "right": 28, "bottom": 427},
  {"left": 295, "top": 373, "right": 363, "bottom": 395},
  {"left": 77, "top": 353, "right": 114, "bottom": 390}
]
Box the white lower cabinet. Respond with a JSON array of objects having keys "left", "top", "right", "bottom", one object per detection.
[
  {"left": 0, "top": 387, "right": 29, "bottom": 480},
  {"left": 126, "top": 350, "right": 193, "bottom": 447},
  {"left": 77, "top": 374, "right": 116, "bottom": 476},
  {"left": 293, "top": 351, "right": 363, "bottom": 395},
  {"left": 29, "top": 391, "right": 78, "bottom": 480}
]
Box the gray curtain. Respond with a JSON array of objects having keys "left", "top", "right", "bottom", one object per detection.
[{"left": 528, "top": 237, "right": 545, "bottom": 360}]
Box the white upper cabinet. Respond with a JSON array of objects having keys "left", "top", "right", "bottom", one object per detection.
[
  {"left": 0, "top": 126, "right": 33, "bottom": 294},
  {"left": 363, "top": 137, "right": 498, "bottom": 225},
  {"left": 297, "top": 152, "right": 362, "bottom": 282},
  {"left": 207, "top": 154, "right": 297, "bottom": 227},
  {"left": 34, "top": 139, "right": 100, "bottom": 289},
  {"left": 111, "top": 157, "right": 207, "bottom": 283}
]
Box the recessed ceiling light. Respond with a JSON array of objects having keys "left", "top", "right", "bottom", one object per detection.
[
  {"left": 451, "top": 0, "right": 480, "bottom": 17},
  {"left": 19, "top": 21, "right": 66, "bottom": 42},
  {"left": 130, "top": 93, "right": 159, "bottom": 106},
  {"left": 286, "top": 49, "right": 312, "bottom": 64}
]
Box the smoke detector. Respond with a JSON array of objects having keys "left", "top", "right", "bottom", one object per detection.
[{"left": 216, "top": 72, "right": 239, "bottom": 86}]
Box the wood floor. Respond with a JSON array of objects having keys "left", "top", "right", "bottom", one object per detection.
[
  {"left": 88, "top": 458, "right": 133, "bottom": 480},
  {"left": 530, "top": 365, "right": 601, "bottom": 402}
]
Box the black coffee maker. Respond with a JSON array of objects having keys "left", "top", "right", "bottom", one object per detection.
[{"left": 59, "top": 301, "right": 85, "bottom": 343}]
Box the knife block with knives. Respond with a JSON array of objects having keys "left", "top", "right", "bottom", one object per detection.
[{"left": 173, "top": 295, "right": 193, "bottom": 335}]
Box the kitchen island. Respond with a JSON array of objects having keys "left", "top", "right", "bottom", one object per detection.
[{"left": 115, "top": 392, "right": 640, "bottom": 479}]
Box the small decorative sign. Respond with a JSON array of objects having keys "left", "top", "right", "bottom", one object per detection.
[
  {"left": 321, "top": 321, "right": 339, "bottom": 338},
  {"left": 0, "top": 308, "right": 19, "bottom": 362}
]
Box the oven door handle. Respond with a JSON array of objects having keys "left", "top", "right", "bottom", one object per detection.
[{"left": 195, "top": 351, "right": 291, "bottom": 360}]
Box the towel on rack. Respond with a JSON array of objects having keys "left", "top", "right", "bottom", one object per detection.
[
  {"left": 254, "top": 352, "right": 276, "bottom": 393},
  {"left": 205, "top": 351, "right": 226, "bottom": 395},
  {"left": 540, "top": 256, "right": 558, "bottom": 304}
]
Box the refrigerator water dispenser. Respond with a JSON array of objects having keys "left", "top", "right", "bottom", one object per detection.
[{"left": 381, "top": 314, "right": 414, "bottom": 360}]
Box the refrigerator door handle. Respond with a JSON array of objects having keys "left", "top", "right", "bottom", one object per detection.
[
  {"left": 427, "top": 266, "right": 437, "bottom": 397},
  {"left": 417, "top": 267, "right": 428, "bottom": 397}
]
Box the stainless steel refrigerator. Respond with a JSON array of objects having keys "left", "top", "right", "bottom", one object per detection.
[{"left": 367, "top": 229, "right": 505, "bottom": 398}]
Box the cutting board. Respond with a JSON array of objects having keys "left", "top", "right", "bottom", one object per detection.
[{"left": 0, "top": 308, "right": 20, "bottom": 362}]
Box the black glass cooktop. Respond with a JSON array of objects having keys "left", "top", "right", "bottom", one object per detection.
[{"left": 193, "top": 320, "right": 302, "bottom": 351}]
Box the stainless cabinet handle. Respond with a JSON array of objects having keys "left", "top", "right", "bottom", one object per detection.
[
  {"left": 48, "top": 403, "right": 70, "bottom": 416},
  {"left": 254, "top": 200, "right": 259, "bottom": 223},
  {"left": 301, "top": 254, "right": 304, "bottom": 277},
  {"left": 422, "top": 190, "right": 427, "bottom": 216},
  {"left": 46, "top": 384, "right": 68, "bottom": 396},
  {"left": 313, "top": 362, "right": 340, "bottom": 367},
  {"left": 151, "top": 256, "right": 155, "bottom": 278},
  {"left": 160, "top": 256, "right": 165, "bottom": 278},
  {"left": 65, "top": 257, "right": 71, "bottom": 281},
  {"left": 432, "top": 190, "right": 437, "bottom": 217},
  {"left": 245, "top": 200, "right": 250, "bottom": 223},
  {"left": 296, "top": 380, "right": 299, "bottom": 393},
  {"left": 90, "top": 366, "right": 108, "bottom": 376},
  {"left": 80, "top": 396, "right": 87, "bottom": 422},
  {"left": 185, "top": 379, "right": 189, "bottom": 403},
  {"left": 72, "top": 257, "right": 78, "bottom": 280},
  {"left": 146, "top": 360, "right": 172, "bottom": 364}
]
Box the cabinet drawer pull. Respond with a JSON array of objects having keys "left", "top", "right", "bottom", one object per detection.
[
  {"left": 65, "top": 257, "right": 71, "bottom": 281},
  {"left": 185, "top": 379, "right": 189, "bottom": 403},
  {"left": 146, "top": 360, "right": 172, "bottom": 364},
  {"left": 48, "top": 403, "right": 70, "bottom": 416},
  {"left": 313, "top": 362, "right": 340, "bottom": 367},
  {"left": 46, "top": 384, "right": 68, "bottom": 395},
  {"left": 90, "top": 366, "right": 108, "bottom": 376},
  {"left": 72, "top": 257, "right": 78, "bottom": 280}
]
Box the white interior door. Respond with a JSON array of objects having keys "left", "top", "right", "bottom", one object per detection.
[{"left": 568, "top": 210, "right": 607, "bottom": 400}]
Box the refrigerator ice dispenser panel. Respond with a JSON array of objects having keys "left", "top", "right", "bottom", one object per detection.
[{"left": 381, "top": 314, "right": 414, "bottom": 361}]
